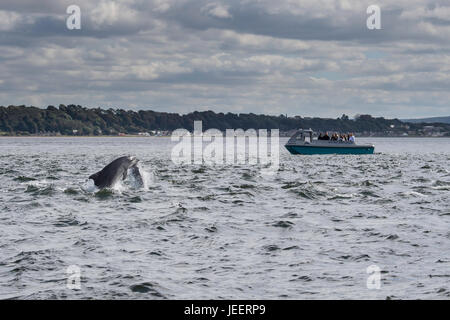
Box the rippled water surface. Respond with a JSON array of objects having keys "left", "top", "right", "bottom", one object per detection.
[{"left": 0, "top": 137, "right": 449, "bottom": 299}]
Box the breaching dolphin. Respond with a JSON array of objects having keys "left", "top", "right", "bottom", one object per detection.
[{"left": 89, "top": 156, "right": 140, "bottom": 189}]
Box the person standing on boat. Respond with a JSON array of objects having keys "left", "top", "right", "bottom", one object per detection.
[{"left": 349, "top": 133, "right": 355, "bottom": 143}]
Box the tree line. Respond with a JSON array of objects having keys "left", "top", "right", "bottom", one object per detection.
[{"left": 0, "top": 104, "right": 446, "bottom": 136}]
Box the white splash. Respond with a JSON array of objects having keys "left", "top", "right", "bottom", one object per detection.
[
  {"left": 127, "top": 164, "right": 153, "bottom": 190},
  {"left": 82, "top": 179, "right": 98, "bottom": 193},
  {"left": 140, "top": 166, "right": 154, "bottom": 190}
]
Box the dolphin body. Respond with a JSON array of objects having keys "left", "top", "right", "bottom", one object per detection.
[{"left": 89, "top": 156, "right": 139, "bottom": 189}]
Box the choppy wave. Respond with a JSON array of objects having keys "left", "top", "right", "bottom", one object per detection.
[{"left": 0, "top": 137, "right": 449, "bottom": 299}]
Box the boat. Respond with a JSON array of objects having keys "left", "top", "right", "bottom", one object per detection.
[{"left": 285, "top": 129, "right": 374, "bottom": 155}]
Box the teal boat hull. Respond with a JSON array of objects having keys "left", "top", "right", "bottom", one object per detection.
[{"left": 285, "top": 145, "right": 374, "bottom": 155}]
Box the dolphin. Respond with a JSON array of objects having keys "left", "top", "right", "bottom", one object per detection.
[{"left": 89, "top": 156, "right": 139, "bottom": 189}]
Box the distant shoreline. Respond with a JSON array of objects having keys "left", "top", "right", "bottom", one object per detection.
[
  {"left": 0, "top": 135, "right": 449, "bottom": 138},
  {"left": 2, "top": 105, "right": 450, "bottom": 138},
  {"left": 0, "top": 135, "right": 170, "bottom": 138}
]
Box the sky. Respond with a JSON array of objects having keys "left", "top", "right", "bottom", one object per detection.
[{"left": 0, "top": 0, "right": 449, "bottom": 118}]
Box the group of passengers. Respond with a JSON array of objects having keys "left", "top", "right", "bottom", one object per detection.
[{"left": 317, "top": 132, "right": 355, "bottom": 143}]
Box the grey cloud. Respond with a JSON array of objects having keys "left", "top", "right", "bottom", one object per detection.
[
  {"left": 0, "top": 0, "right": 449, "bottom": 118},
  {"left": 160, "top": 2, "right": 444, "bottom": 44}
]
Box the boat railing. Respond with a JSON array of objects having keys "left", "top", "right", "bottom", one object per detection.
[{"left": 318, "top": 140, "right": 355, "bottom": 144}]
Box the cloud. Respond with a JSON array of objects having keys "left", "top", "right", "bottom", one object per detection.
[
  {"left": 0, "top": 0, "right": 449, "bottom": 118},
  {"left": 0, "top": 10, "right": 21, "bottom": 31},
  {"left": 202, "top": 3, "right": 232, "bottom": 19}
]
